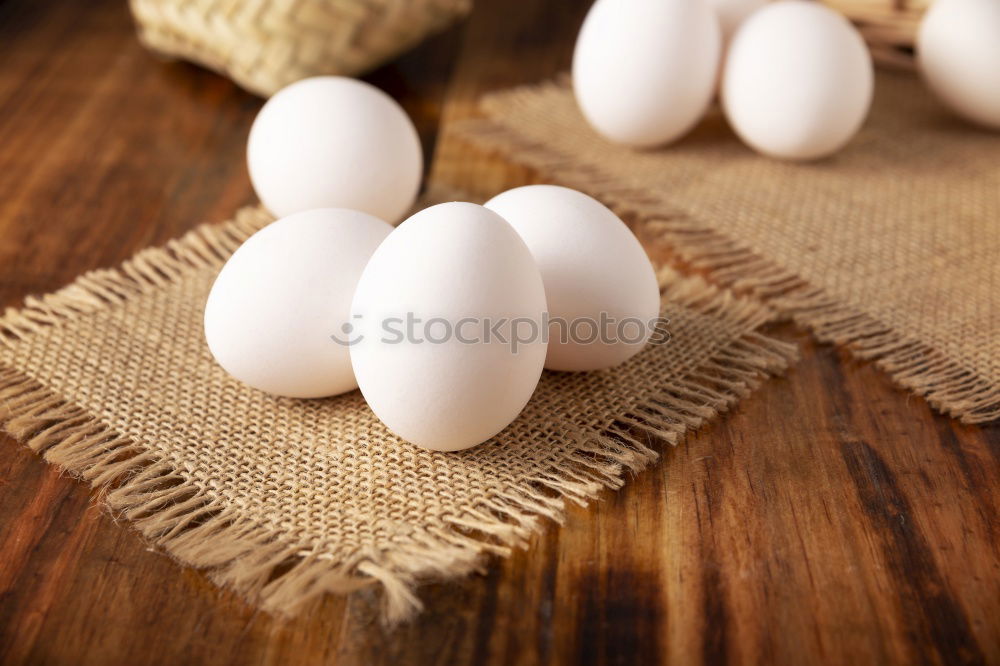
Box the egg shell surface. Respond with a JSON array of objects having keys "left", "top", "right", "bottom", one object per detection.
[
  {"left": 485, "top": 185, "right": 660, "bottom": 372},
  {"left": 918, "top": 0, "right": 1000, "bottom": 130},
  {"left": 349, "top": 202, "right": 548, "bottom": 452},
  {"left": 247, "top": 76, "right": 422, "bottom": 223},
  {"left": 722, "top": 0, "right": 874, "bottom": 161},
  {"left": 572, "top": 0, "right": 722, "bottom": 148},
  {"left": 204, "top": 208, "right": 393, "bottom": 398}
]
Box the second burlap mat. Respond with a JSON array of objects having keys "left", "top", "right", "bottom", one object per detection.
[
  {"left": 458, "top": 71, "right": 1000, "bottom": 424},
  {"left": 0, "top": 205, "right": 794, "bottom": 622}
]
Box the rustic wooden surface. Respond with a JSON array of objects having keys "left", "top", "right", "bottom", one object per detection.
[{"left": 0, "top": 0, "right": 997, "bottom": 664}]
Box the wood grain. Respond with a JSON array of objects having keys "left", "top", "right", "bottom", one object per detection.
[{"left": 0, "top": 0, "right": 997, "bottom": 664}]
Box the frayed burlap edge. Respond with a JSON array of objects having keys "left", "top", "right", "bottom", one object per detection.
[
  {"left": 0, "top": 205, "right": 796, "bottom": 623},
  {"left": 456, "top": 93, "right": 1000, "bottom": 424}
]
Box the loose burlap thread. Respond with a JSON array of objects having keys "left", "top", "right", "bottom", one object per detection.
[
  {"left": 0, "top": 205, "right": 795, "bottom": 622},
  {"left": 457, "top": 71, "right": 1000, "bottom": 424}
]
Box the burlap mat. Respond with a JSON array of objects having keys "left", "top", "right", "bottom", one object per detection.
[
  {"left": 456, "top": 70, "right": 1000, "bottom": 424},
  {"left": 0, "top": 205, "right": 795, "bottom": 622}
]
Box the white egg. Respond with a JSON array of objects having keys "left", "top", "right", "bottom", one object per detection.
[
  {"left": 709, "top": 0, "right": 767, "bottom": 41},
  {"left": 350, "top": 202, "right": 547, "bottom": 452},
  {"left": 572, "top": 0, "right": 722, "bottom": 147},
  {"left": 722, "top": 0, "right": 874, "bottom": 160},
  {"left": 918, "top": 0, "right": 1000, "bottom": 130},
  {"left": 247, "top": 76, "right": 422, "bottom": 223},
  {"left": 485, "top": 185, "right": 660, "bottom": 372},
  {"left": 204, "top": 208, "right": 392, "bottom": 398}
]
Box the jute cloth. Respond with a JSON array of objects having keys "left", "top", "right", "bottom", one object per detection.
[
  {"left": 457, "top": 71, "right": 1000, "bottom": 424},
  {"left": 129, "top": 0, "right": 471, "bottom": 97},
  {"left": 0, "top": 205, "right": 794, "bottom": 622}
]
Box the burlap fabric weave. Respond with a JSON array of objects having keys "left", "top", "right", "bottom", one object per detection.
[
  {"left": 457, "top": 71, "right": 1000, "bottom": 424},
  {"left": 0, "top": 205, "right": 795, "bottom": 622}
]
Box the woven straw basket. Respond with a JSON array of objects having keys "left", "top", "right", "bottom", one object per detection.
[
  {"left": 129, "top": 0, "right": 472, "bottom": 97},
  {"left": 823, "top": 0, "right": 929, "bottom": 69}
]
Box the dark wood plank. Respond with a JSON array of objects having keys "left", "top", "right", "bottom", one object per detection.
[{"left": 0, "top": 0, "right": 997, "bottom": 665}]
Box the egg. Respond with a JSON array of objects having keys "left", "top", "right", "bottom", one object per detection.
[
  {"left": 204, "top": 208, "right": 392, "bottom": 398},
  {"left": 572, "top": 0, "right": 722, "bottom": 147},
  {"left": 247, "top": 76, "right": 422, "bottom": 223},
  {"left": 485, "top": 185, "right": 660, "bottom": 372},
  {"left": 350, "top": 202, "right": 547, "bottom": 452},
  {"left": 918, "top": 0, "right": 1000, "bottom": 130},
  {"left": 709, "top": 0, "right": 767, "bottom": 41},
  {"left": 722, "top": 0, "right": 874, "bottom": 160}
]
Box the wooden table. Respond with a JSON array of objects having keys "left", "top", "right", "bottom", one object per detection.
[{"left": 1, "top": 1, "right": 997, "bottom": 664}]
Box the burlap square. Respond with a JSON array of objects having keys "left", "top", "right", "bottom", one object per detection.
[
  {"left": 0, "top": 205, "right": 795, "bottom": 622},
  {"left": 457, "top": 71, "right": 1000, "bottom": 423}
]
